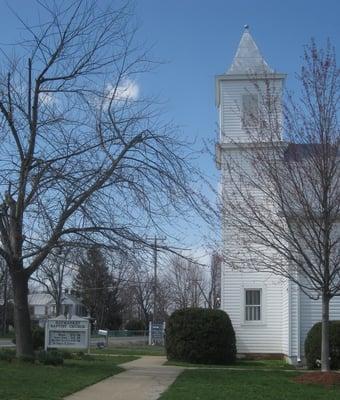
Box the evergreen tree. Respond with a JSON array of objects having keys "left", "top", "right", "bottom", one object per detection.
[{"left": 74, "top": 247, "right": 122, "bottom": 330}]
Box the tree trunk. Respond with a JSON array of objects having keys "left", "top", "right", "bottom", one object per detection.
[
  {"left": 11, "top": 271, "right": 34, "bottom": 358},
  {"left": 55, "top": 288, "right": 62, "bottom": 316},
  {"left": 2, "top": 266, "right": 8, "bottom": 335},
  {"left": 55, "top": 298, "right": 61, "bottom": 316},
  {"left": 321, "top": 293, "right": 330, "bottom": 372}
]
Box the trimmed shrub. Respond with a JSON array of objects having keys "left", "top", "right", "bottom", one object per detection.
[
  {"left": 0, "top": 349, "right": 16, "bottom": 362},
  {"left": 305, "top": 320, "right": 340, "bottom": 369},
  {"left": 166, "top": 308, "right": 236, "bottom": 365},
  {"left": 37, "top": 349, "right": 64, "bottom": 366},
  {"left": 19, "top": 354, "right": 36, "bottom": 363},
  {"left": 12, "top": 325, "right": 45, "bottom": 350},
  {"left": 32, "top": 326, "right": 45, "bottom": 350},
  {"left": 45, "top": 349, "right": 75, "bottom": 360},
  {"left": 60, "top": 350, "right": 74, "bottom": 360}
]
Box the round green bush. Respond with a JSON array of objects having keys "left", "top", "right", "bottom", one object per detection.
[
  {"left": 165, "top": 308, "right": 236, "bottom": 365},
  {"left": 305, "top": 320, "right": 340, "bottom": 369}
]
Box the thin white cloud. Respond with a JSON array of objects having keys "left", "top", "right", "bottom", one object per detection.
[
  {"left": 106, "top": 78, "right": 140, "bottom": 102},
  {"left": 40, "top": 92, "right": 56, "bottom": 105}
]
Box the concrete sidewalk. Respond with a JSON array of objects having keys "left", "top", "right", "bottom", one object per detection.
[{"left": 64, "top": 356, "right": 183, "bottom": 400}]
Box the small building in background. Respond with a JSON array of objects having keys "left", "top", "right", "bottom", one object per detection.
[{"left": 28, "top": 291, "right": 87, "bottom": 327}]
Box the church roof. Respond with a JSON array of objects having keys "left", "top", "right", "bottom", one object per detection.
[
  {"left": 284, "top": 143, "right": 338, "bottom": 161},
  {"left": 227, "top": 26, "right": 273, "bottom": 75}
]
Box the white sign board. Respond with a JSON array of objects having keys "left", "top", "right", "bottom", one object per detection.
[
  {"left": 148, "top": 321, "right": 165, "bottom": 346},
  {"left": 45, "top": 315, "right": 90, "bottom": 351}
]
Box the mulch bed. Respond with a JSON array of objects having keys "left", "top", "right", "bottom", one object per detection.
[{"left": 293, "top": 372, "right": 340, "bottom": 387}]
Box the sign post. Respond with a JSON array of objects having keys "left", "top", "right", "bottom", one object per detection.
[
  {"left": 45, "top": 315, "right": 90, "bottom": 352},
  {"left": 148, "top": 321, "right": 165, "bottom": 346},
  {"left": 98, "top": 329, "right": 109, "bottom": 347}
]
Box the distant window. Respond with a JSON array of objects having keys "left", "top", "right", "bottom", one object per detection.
[
  {"left": 242, "top": 94, "right": 258, "bottom": 127},
  {"left": 245, "top": 289, "right": 261, "bottom": 321}
]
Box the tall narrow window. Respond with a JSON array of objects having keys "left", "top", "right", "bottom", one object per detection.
[
  {"left": 245, "top": 289, "right": 261, "bottom": 321},
  {"left": 242, "top": 94, "right": 258, "bottom": 127}
]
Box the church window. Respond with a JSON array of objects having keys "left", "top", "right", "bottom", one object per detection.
[
  {"left": 245, "top": 289, "right": 261, "bottom": 321},
  {"left": 242, "top": 94, "right": 259, "bottom": 127}
]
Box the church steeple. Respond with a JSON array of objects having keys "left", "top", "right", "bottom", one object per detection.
[
  {"left": 215, "top": 27, "right": 285, "bottom": 146},
  {"left": 227, "top": 26, "right": 273, "bottom": 75}
]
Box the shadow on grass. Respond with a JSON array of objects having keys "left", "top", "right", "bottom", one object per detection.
[{"left": 0, "top": 355, "right": 137, "bottom": 400}]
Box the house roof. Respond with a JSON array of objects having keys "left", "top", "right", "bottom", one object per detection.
[
  {"left": 227, "top": 26, "right": 273, "bottom": 75},
  {"left": 28, "top": 292, "right": 84, "bottom": 306},
  {"left": 28, "top": 293, "right": 53, "bottom": 306}
]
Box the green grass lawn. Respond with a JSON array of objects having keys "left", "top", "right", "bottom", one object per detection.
[
  {"left": 165, "top": 359, "right": 295, "bottom": 370},
  {"left": 159, "top": 369, "right": 340, "bottom": 400},
  {"left": 91, "top": 345, "right": 165, "bottom": 356},
  {"left": 0, "top": 355, "right": 136, "bottom": 400}
]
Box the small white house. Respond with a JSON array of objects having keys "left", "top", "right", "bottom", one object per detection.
[
  {"left": 28, "top": 291, "right": 86, "bottom": 326},
  {"left": 216, "top": 27, "right": 340, "bottom": 363}
]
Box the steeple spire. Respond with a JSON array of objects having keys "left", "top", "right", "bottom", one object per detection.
[{"left": 227, "top": 26, "right": 273, "bottom": 74}]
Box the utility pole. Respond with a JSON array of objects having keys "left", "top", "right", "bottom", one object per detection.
[
  {"left": 146, "top": 236, "right": 166, "bottom": 324},
  {"left": 153, "top": 237, "right": 157, "bottom": 323}
]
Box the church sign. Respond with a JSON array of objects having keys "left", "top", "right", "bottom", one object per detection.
[
  {"left": 45, "top": 315, "right": 90, "bottom": 351},
  {"left": 148, "top": 321, "right": 166, "bottom": 346}
]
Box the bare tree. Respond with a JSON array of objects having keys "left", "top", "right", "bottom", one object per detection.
[
  {"left": 207, "top": 252, "right": 222, "bottom": 309},
  {"left": 0, "top": 257, "right": 12, "bottom": 334},
  {"left": 155, "top": 277, "right": 172, "bottom": 321},
  {"left": 165, "top": 255, "right": 207, "bottom": 309},
  {"left": 118, "top": 250, "right": 173, "bottom": 326},
  {"left": 220, "top": 40, "right": 340, "bottom": 371},
  {"left": 0, "top": 1, "right": 209, "bottom": 357},
  {"left": 130, "top": 264, "right": 154, "bottom": 326},
  {"left": 33, "top": 248, "right": 73, "bottom": 316}
]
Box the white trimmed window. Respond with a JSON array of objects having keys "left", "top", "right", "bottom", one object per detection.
[
  {"left": 242, "top": 94, "right": 258, "bottom": 127},
  {"left": 245, "top": 289, "right": 261, "bottom": 321}
]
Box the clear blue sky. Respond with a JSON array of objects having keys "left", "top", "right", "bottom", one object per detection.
[
  {"left": 135, "top": 0, "right": 340, "bottom": 250},
  {"left": 135, "top": 0, "right": 340, "bottom": 142},
  {"left": 2, "top": 0, "right": 338, "bottom": 150},
  {"left": 0, "top": 0, "right": 339, "bottom": 254}
]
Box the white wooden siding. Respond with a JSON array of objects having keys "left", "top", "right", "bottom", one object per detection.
[
  {"left": 281, "top": 278, "right": 290, "bottom": 355},
  {"left": 289, "top": 281, "right": 299, "bottom": 359},
  {"left": 220, "top": 144, "right": 287, "bottom": 355},
  {"left": 220, "top": 80, "right": 246, "bottom": 142},
  {"left": 222, "top": 268, "right": 284, "bottom": 353},
  {"left": 219, "top": 79, "right": 282, "bottom": 143},
  {"left": 34, "top": 305, "right": 46, "bottom": 316}
]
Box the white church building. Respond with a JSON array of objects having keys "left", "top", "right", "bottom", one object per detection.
[{"left": 216, "top": 27, "right": 340, "bottom": 363}]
